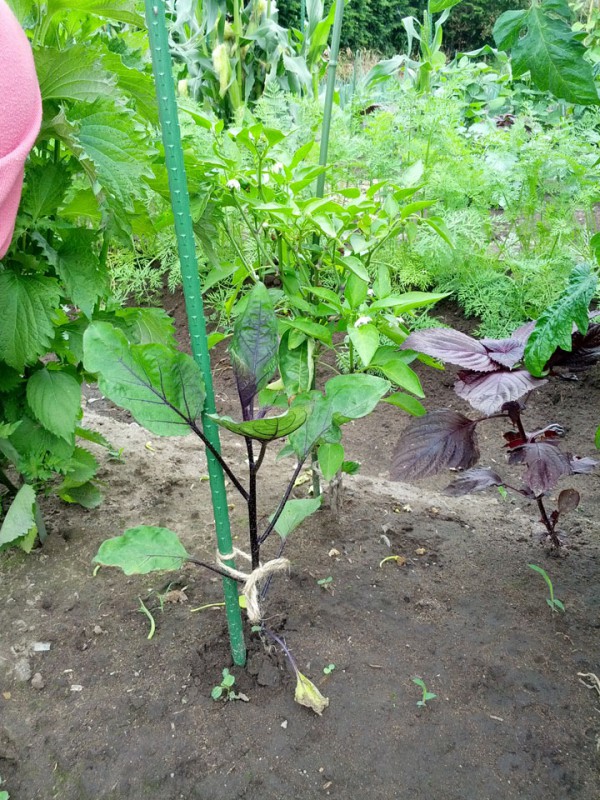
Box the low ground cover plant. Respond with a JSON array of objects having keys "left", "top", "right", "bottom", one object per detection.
[{"left": 392, "top": 264, "right": 599, "bottom": 548}]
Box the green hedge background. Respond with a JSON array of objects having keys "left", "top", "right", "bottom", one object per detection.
[{"left": 277, "top": 0, "right": 529, "bottom": 57}]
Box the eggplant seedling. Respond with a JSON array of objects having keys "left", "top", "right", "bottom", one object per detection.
[
  {"left": 412, "top": 676, "right": 437, "bottom": 707},
  {"left": 528, "top": 564, "right": 565, "bottom": 612},
  {"left": 85, "top": 282, "right": 391, "bottom": 712},
  {"left": 211, "top": 668, "right": 247, "bottom": 701}
]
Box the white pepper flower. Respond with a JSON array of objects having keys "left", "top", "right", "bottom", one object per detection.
[
  {"left": 354, "top": 315, "right": 372, "bottom": 328},
  {"left": 226, "top": 178, "right": 241, "bottom": 191}
]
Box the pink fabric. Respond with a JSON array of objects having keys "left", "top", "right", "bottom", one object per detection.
[{"left": 0, "top": 0, "right": 42, "bottom": 258}]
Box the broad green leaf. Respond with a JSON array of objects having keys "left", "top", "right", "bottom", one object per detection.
[
  {"left": 284, "top": 318, "right": 332, "bottom": 345},
  {"left": 0, "top": 421, "right": 21, "bottom": 438},
  {"left": 345, "top": 274, "right": 368, "bottom": 309},
  {"left": 59, "top": 481, "right": 103, "bottom": 508},
  {"left": 36, "top": 45, "right": 116, "bottom": 102},
  {"left": 0, "top": 363, "right": 22, "bottom": 393},
  {"left": 348, "top": 324, "right": 379, "bottom": 367},
  {"left": 428, "top": 0, "right": 463, "bottom": 12},
  {"left": 0, "top": 272, "right": 61, "bottom": 370},
  {"left": 209, "top": 407, "right": 308, "bottom": 441},
  {"left": 94, "top": 526, "right": 189, "bottom": 574},
  {"left": 57, "top": 447, "right": 99, "bottom": 491},
  {"left": 116, "top": 308, "right": 177, "bottom": 347},
  {"left": 524, "top": 264, "right": 597, "bottom": 376},
  {"left": 229, "top": 283, "right": 278, "bottom": 414},
  {"left": 22, "top": 162, "right": 71, "bottom": 222},
  {"left": 596, "top": 425, "right": 600, "bottom": 450},
  {"left": 279, "top": 331, "right": 314, "bottom": 396},
  {"left": 67, "top": 101, "right": 155, "bottom": 212},
  {"left": 370, "top": 292, "right": 448, "bottom": 312},
  {"left": 0, "top": 484, "right": 37, "bottom": 550},
  {"left": 383, "top": 392, "right": 427, "bottom": 416},
  {"left": 46, "top": 0, "right": 144, "bottom": 26},
  {"left": 375, "top": 356, "right": 425, "bottom": 397},
  {"left": 9, "top": 414, "right": 75, "bottom": 463},
  {"left": 271, "top": 496, "right": 322, "bottom": 539},
  {"left": 288, "top": 392, "right": 342, "bottom": 458},
  {"left": 339, "top": 255, "right": 369, "bottom": 282},
  {"left": 75, "top": 427, "right": 111, "bottom": 449},
  {"left": 56, "top": 230, "right": 109, "bottom": 318},
  {"left": 83, "top": 322, "right": 205, "bottom": 435},
  {"left": 493, "top": 1, "right": 599, "bottom": 105},
  {"left": 26, "top": 367, "right": 81, "bottom": 442},
  {"left": 102, "top": 49, "right": 159, "bottom": 124},
  {"left": 326, "top": 374, "right": 391, "bottom": 421},
  {"left": 318, "top": 442, "right": 344, "bottom": 480}
]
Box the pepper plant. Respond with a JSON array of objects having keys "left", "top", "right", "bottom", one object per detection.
[
  {"left": 184, "top": 116, "right": 448, "bottom": 413},
  {"left": 85, "top": 281, "right": 391, "bottom": 711}
]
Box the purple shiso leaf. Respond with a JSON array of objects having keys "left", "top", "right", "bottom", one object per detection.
[
  {"left": 391, "top": 409, "right": 479, "bottom": 481},
  {"left": 481, "top": 337, "right": 525, "bottom": 368},
  {"left": 568, "top": 455, "right": 598, "bottom": 474},
  {"left": 527, "top": 423, "right": 566, "bottom": 441},
  {"left": 512, "top": 320, "right": 537, "bottom": 345},
  {"left": 455, "top": 369, "right": 547, "bottom": 415},
  {"left": 443, "top": 467, "right": 504, "bottom": 496},
  {"left": 507, "top": 442, "right": 572, "bottom": 496},
  {"left": 401, "top": 329, "right": 497, "bottom": 372},
  {"left": 557, "top": 488, "right": 580, "bottom": 514}
]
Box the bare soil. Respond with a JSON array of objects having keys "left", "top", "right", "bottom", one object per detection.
[{"left": 1, "top": 299, "right": 600, "bottom": 800}]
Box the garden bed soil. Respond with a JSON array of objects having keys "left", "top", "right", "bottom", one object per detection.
[{"left": 1, "top": 300, "right": 600, "bottom": 800}]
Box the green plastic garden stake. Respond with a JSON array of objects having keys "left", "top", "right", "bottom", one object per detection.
[
  {"left": 144, "top": 0, "right": 246, "bottom": 666},
  {"left": 315, "top": 0, "right": 345, "bottom": 200}
]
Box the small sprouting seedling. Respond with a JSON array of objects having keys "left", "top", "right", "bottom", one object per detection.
[
  {"left": 412, "top": 676, "right": 437, "bottom": 707},
  {"left": 211, "top": 668, "right": 249, "bottom": 702},
  {"left": 528, "top": 564, "right": 565, "bottom": 612},
  {"left": 323, "top": 663, "right": 336, "bottom": 675},
  {"left": 317, "top": 576, "right": 333, "bottom": 588},
  {"left": 108, "top": 446, "right": 125, "bottom": 462},
  {"left": 211, "top": 668, "right": 236, "bottom": 701},
  {"left": 137, "top": 597, "right": 157, "bottom": 639}
]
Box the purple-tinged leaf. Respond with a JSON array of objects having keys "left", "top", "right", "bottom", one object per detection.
[
  {"left": 443, "top": 467, "right": 504, "bottom": 496},
  {"left": 528, "top": 423, "right": 566, "bottom": 441},
  {"left": 512, "top": 320, "right": 537, "bottom": 344},
  {"left": 557, "top": 488, "right": 580, "bottom": 514},
  {"left": 546, "top": 323, "right": 600, "bottom": 372},
  {"left": 455, "top": 369, "right": 546, "bottom": 414},
  {"left": 401, "top": 329, "right": 497, "bottom": 372},
  {"left": 391, "top": 410, "right": 479, "bottom": 481},
  {"left": 229, "top": 283, "right": 278, "bottom": 420},
  {"left": 481, "top": 337, "right": 524, "bottom": 368},
  {"left": 569, "top": 455, "right": 598, "bottom": 474},
  {"left": 506, "top": 423, "right": 566, "bottom": 448},
  {"left": 507, "top": 442, "right": 572, "bottom": 496}
]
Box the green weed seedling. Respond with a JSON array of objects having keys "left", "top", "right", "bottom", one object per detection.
[
  {"left": 323, "top": 663, "right": 336, "bottom": 675},
  {"left": 211, "top": 668, "right": 248, "bottom": 702},
  {"left": 528, "top": 564, "right": 565, "bottom": 613},
  {"left": 412, "top": 676, "right": 437, "bottom": 707}
]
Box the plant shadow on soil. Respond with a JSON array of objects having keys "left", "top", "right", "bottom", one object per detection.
[{"left": 1, "top": 300, "right": 600, "bottom": 800}]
